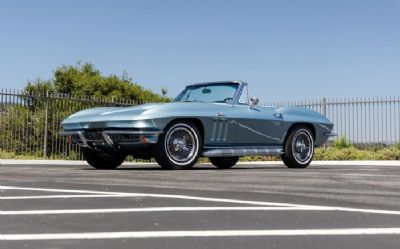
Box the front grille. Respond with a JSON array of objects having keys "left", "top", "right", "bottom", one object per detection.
[
  {"left": 84, "top": 132, "right": 104, "bottom": 141},
  {"left": 67, "top": 130, "right": 154, "bottom": 147},
  {"left": 109, "top": 134, "right": 140, "bottom": 143}
]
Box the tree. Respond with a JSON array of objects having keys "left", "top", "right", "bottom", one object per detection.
[
  {"left": 25, "top": 79, "right": 55, "bottom": 96},
  {"left": 25, "top": 62, "right": 170, "bottom": 103},
  {"left": 11, "top": 62, "right": 171, "bottom": 158}
]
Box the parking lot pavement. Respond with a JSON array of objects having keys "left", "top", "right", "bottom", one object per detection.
[{"left": 1, "top": 162, "right": 400, "bottom": 249}]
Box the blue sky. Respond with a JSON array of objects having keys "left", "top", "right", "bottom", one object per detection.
[{"left": 0, "top": 0, "right": 399, "bottom": 102}]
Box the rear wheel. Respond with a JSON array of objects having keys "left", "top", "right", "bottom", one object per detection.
[
  {"left": 154, "top": 121, "right": 202, "bottom": 170},
  {"left": 281, "top": 126, "right": 314, "bottom": 168},
  {"left": 82, "top": 148, "right": 126, "bottom": 170},
  {"left": 210, "top": 157, "right": 239, "bottom": 169}
]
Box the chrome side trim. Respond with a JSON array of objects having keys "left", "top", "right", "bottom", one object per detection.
[
  {"left": 102, "top": 130, "right": 163, "bottom": 135},
  {"left": 210, "top": 121, "right": 217, "bottom": 141},
  {"left": 217, "top": 121, "right": 224, "bottom": 141},
  {"left": 223, "top": 121, "right": 229, "bottom": 141},
  {"left": 202, "top": 146, "right": 284, "bottom": 157},
  {"left": 324, "top": 132, "right": 337, "bottom": 137}
]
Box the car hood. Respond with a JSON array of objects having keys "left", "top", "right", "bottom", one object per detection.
[
  {"left": 62, "top": 103, "right": 163, "bottom": 124},
  {"left": 61, "top": 102, "right": 232, "bottom": 126}
]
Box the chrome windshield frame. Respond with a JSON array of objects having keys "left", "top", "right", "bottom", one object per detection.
[
  {"left": 232, "top": 82, "right": 249, "bottom": 106},
  {"left": 174, "top": 81, "right": 247, "bottom": 105}
]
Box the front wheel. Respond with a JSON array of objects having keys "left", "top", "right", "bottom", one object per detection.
[
  {"left": 210, "top": 157, "right": 239, "bottom": 169},
  {"left": 281, "top": 126, "right": 314, "bottom": 168},
  {"left": 154, "top": 121, "right": 202, "bottom": 170},
  {"left": 82, "top": 148, "right": 126, "bottom": 170}
]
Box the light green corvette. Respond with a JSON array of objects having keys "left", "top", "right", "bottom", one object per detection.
[{"left": 61, "top": 81, "right": 335, "bottom": 170}]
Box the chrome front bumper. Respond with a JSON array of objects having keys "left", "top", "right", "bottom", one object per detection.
[
  {"left": 323, "top": 132, "right": 337, "bottom": 137},
  {"left": 59, "top": 130, "right": 163, "bottom": 148}
]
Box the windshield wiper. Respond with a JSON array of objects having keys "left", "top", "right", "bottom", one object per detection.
[{"left": 179, "top": 100, "right": 206, "bottom": 103}]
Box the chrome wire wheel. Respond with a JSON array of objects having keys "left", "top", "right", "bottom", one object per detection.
[
  {"left": 164, "top": 124, "right": 199, "bottom": 165},
  {"left": 291, "top": 129, "right": 313, "bottom": 164}
]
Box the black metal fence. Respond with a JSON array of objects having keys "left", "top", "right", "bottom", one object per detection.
[
  {"left": 1, "top": 89, "right": 400, "bottom": 159},
  {"left": 0, "top": 89, "right": 139, "bottom": 160},
  {"left": 266, "top": 97, "right": 400, "bottom": 148}
]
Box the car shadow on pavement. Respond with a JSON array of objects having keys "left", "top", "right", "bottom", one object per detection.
[{"left": 100, "top": 166, "right": 286, "bottom": 171}]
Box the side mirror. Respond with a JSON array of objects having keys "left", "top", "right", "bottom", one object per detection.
[{"left": 250, "top": 97, "right": 259, "bottom": 108}]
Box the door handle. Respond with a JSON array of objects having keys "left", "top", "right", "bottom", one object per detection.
[{"left": 217, "top": 112, "right": 225, "bottom": 117}]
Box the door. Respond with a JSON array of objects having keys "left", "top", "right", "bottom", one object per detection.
[
  {"left": 232, "top": 105, "right": 288, "bottom": 146},
  {"left": 202, "top": 104, "right": 238, "bottom": 146}
]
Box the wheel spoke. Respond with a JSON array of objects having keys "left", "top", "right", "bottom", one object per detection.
[
  {"left": 166, "top": 125, "right": 196, "bottom": 163},
  {"left": 292, "top": 130, "right": 313, "bottom": 163}
]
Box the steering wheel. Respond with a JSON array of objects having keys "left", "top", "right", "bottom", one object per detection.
[{"left": 222, "top": 97, "right": 233, "bottom": 103}]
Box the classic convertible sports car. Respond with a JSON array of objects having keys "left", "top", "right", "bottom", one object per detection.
[{"left": 60, "top": 81, "right": 335, "bottom": 170}]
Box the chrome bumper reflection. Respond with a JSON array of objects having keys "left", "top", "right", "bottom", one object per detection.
[
  {"left": 323, "top": 132, "right": 337, "bottom": 137},
  {"left": 59, "top": 130, "right": 163, "bottom": 148}
]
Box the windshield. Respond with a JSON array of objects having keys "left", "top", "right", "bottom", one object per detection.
[{"left": 174, "top": 83, "right": 239, "bottom": 103}]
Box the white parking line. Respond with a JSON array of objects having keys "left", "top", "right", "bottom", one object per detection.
[
  {"left": 1, "top": 206, "right": 333, "bottom": 215},
  {"left": 3, "top": 228, "right": 400, "bottom": 240},
  {"left": 2, "top": 185, "right": 400, "bottom": 216},
  {"left": 0, "top": 185, "right": 303, "bottom": 207},
  {"left": 0, "top": 186, "right": 129, "bottom": 196},
  {"left": 1, "top": 194, "right": 136, "bottom": 200}
]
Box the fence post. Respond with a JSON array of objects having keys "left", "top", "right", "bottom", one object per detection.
[
  {"left": 322, "top": 97, "right": 327, "bottom": 148},
  {"left": 322, "top": 97, "right": 327, "bottom": 117},
  {"left": 43, "top": 91, "right": 49, "bottom": 158}
]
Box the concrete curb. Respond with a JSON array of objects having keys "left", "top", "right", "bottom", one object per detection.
[{"left": 0, "top": 159, "right": 399, "bottom": 166}]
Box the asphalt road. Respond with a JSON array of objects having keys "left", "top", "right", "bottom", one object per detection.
[{"left": 1, "top": 162, "right": 400, "bottom": 249}]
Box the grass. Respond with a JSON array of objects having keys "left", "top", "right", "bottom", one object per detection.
[
  {"left": 0, "top": 151, "right": 79, "bottom": 160},
  {"left": 0, "top": 151, "right": 44, "bottom": 160},
  {"left": 314, "top": 147, "right": 400, "bottom": 160},
  {"left": 313, "top": 138, "right": 400, "bottom": 160}
]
